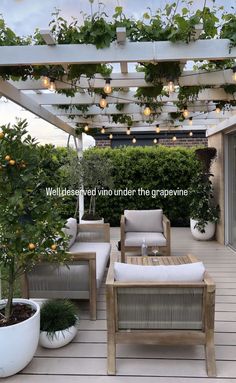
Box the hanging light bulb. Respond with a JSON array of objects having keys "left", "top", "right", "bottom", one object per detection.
[
  {"left": 172, "top": 135, "right": 177, "bottom": 141},
  {"left": 103, "top": 78, "right": 112, "bottom": 94},
  {"left": 101, "top": 126, "right": 105, "bottom": 134},
  {"left": 188, "top": 117, "right": 193, "bottom": 126},
  {"left": 109, "top": 133, "right": 113, "bottom": 140},
  {"left": 156, "top": 125, "right": 160, "bottom": 133},
  {"left": 84, "top": 124, "right": 89, "bottom": 132},
  {"left": 143, "top": 106, "right": 151, "bottom": 116},
  {"left": 132, "top": 136, "right": 137, "bottom": 144},
  {"left": 49, "top": 79, "right": 56, "bottom": 91},
  {"left": 99, "top": 95, "right": 107, "bottom": 108},
  {"left": 42, "top": 76, "right": 50, "bottom": 87},
  {"left": 215, "top": 104, "right": 221, "bottom": 114},
  {"left": 232, "top": 66, "right": 236, "bottom": 81},
  {"left": 126, "top": 127, "right": 131, "bottom": 135},
  {"left": 183, "top": 107, "right": 189, "bottom": 118},
  {"left": 153, "top": 138, "right": 158, "bottom": 144},
  {"left": 168, "top": 81, "right": 175, "bottom": 93},
  {"left": 189, "top": 131, "right": 193, "bottom": 137}
]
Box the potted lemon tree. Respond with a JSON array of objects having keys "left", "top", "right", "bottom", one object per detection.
[{"left": 0, "top": 120, "right": 69, "bottom": 377}]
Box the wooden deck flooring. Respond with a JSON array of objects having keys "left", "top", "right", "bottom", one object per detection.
[{"left": 4, "top": 227, "right": 236, "bottom": 383}]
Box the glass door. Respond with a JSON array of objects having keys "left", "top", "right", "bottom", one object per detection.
[{"left": 228, "top": 133, "right": 236, "bottom": 249}]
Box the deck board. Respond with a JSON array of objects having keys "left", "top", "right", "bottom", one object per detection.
[{"left": 6, "top": 227, "right": 236, "bottom": 382}]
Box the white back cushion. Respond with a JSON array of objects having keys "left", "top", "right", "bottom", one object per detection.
[
  {"left": 62, "top": 218, "right": 77, "bottom": 248},
  {"left": 114, "top": 261, "right": 205, "bottom": 282},
  {"left": 124, "top": 209, "right": 163, "bottom": 232}
]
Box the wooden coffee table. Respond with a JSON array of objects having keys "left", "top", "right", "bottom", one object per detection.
[{"left": 126, "top": 254, "right": 198, "bottom": 266}]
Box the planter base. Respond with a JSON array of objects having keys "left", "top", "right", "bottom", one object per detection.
[
  {"left": 39, "top": 325, "right": 77, "bottom": 349},
  {"left": 190, "top": 219, "right": 215, "bottom": 241},
  {"left": 0, "top": 299, "right": 40, "bottom": 377}
]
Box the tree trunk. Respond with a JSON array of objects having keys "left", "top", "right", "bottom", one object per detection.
[{"left": 4, "top": 261, "right": 15, "bottom": 322}]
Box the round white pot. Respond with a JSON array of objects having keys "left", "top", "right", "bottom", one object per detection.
[
  {"left": 0, "top": 298, "right": 40, "bottom": 378},
  {"left": 39, "top": 325, "right": 77, "bottom": 349},
  {"left": 190, "top": 218, "right": 216, "bottom": 241},
  {"left": 80, "top": 218, "right": 104, "bottom": 224}
]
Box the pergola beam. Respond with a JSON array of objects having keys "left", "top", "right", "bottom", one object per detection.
[
  {"left": 45, "top": 103, "right": 221, "bottom": 115},
  {"left": 10, "top": 69, "right": 236, "bottom": 90},
  {"left": 0, "top": 81, "right": 75, "bottom": 135},
  {"left": 39, "top": 30, "right": 56, "bottom": 46},
  {"left": 0, "top": 40, "right": 236, "bottom": 66},
  {"left": 27, "top": 88, "right": 235, "bottom": 105}
]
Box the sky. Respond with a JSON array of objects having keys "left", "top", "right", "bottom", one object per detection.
[{"left": 0, "top": 0, "right": 233, "bottom": 147}]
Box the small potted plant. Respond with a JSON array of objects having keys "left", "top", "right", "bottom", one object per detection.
[
  {"left": 189, "top": 172, "right": 220, "bottom": 240},
  {"left": 39, "top": 299, "right": 79, "bottom": 349},
  {"left": 189, "top": 147, "right": 220, "bottom": 240},
  {"left": 0, "top": 120, "right": 68, "bottom": 377}
]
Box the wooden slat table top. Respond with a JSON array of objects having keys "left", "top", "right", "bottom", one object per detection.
[{"left": 126, "top": 254, "right": 198, "bottom": 266}]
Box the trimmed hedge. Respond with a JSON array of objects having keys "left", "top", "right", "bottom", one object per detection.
[{"left": 84, "top": 146, "right": 200, "bottom": 226}]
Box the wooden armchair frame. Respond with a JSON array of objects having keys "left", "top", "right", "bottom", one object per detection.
[
  {"left": 120, "top": 213, "right": 171, "bottom": 262},
  {"left": 106, "top": 257, "right": 216, "bottom": 377},
  {"left": 23, "top": 223, "right": 110, "bottom": 321}
]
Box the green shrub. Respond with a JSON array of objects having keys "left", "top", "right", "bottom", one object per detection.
[
  {"left": 40, "top": 299, "right": 78, "bottom": 336},
  {"left": 83, "top": 146, "right": 201, "bottom": 226}
]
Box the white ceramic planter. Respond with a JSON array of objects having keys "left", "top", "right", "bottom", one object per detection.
[
  {"left": 39, "top": 325, "right": 77, "bottom": 349},
  {"left": 80, "top": 218, "right": 104, "bottom": 224},
  {"left": 190, "top": 218, "right": 215, "bottom": 241},
  {"left": 0, "top": 298, "right": 40, "bottom": 377}
]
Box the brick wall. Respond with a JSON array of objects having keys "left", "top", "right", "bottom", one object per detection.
[
  {"left": 96, "top": 137, "right": 208, "bottom": 148},
  {"left": 95, "top": 139, "right": 111, "bottom": 148},
  {"left": 158, "top": 137, "right": 208, "bottom": 147}
]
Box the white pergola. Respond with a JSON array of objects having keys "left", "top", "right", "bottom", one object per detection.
[
  {"left": 0, "top": 32, "right": 235, "bottom": 136},
  {"left": 0, "top": 31, "right": 236, "bottom": 219}
]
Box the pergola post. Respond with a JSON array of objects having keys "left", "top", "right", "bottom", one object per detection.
[{"left": 75, "top": 134, "right": 84, "bottom": 221}]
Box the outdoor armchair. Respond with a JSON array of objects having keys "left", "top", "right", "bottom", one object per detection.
[
  {"left": 22, "top": 220, "right": 111, "bottom": 320},
  {"left": 120, "top": 209, "right": 171, "bottom": 262},
  {"left": 106, "top": 256, "right": 216, "bottom": 377}
]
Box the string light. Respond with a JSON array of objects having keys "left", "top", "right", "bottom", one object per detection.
[
  {"left": 183, "top": 107, "right": 189, "bottom": 118},
  {"left": 153, "top": 138, "right": 158, "bottom": 144},
  {"left": 101, "top": 126, "right": 105, "bottom": 134},
  {"left": 84, "top": 124, "right": 89, "bottom": 132},
  {"left": 109, "top": 133, "right": 113, "bottom": 140},
  {"left": 132, "top": 136, "right": 137, "bottom": 144},
  {"left": 49, "top": 80, "right": 56, "bottom": 91},
  {"left": 215, "top": 104, "right": 221, "bottom": 113},
  {"left": 103, "top": 78, "right": 112, "bottom": 94},
  {"left": 189, "top": 131, "right": 193, "bottom": 137},
  {"left": 168, "top": 81, "right": 175, "bottom": 93},
  {"left": 143, "top": 106, "right": 151, "bottom": 116},
  {"left": 42, "top": 76, "right": 50, "bottom": 87},
  {"left": 126, "top": 127, "right": 131, "bottom": 135},
  {"left": 156, "top": 124, "right": 160, "bottom": 133},
  {"left": 99, "top": 96, "right": 107, "bottom": 108},
  {"left": 232, "top": 67, "right": 236, "bottom": 81},
  {"left": 172, "top": 135, "right": 177, "bottom": 141},
  {"left": 188, "top": 117, "right": 193, "bottom": 126}
]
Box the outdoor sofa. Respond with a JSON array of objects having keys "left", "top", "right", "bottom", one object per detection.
[{"left": 23, "top": 219, "right": 111, "bottom": 320}]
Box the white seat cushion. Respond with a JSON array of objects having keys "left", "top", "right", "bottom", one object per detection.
[
  {"left": 125, "top": 232, "right": 166, "bottom": 247},
  {"left": 124, "top": 209, "right": 163, "bottom": 233},
  {"left": 62, "top": 218, "right": 77, "bottom": 247},
  {"left": 69, "top": 242, "right": 111, "bottom": 288},
  {"left": 114, "top": 262, "right": 205, "bottom": 282}
]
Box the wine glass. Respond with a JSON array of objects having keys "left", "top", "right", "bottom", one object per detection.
[{"left": 152, "top": 245, "right": 159, "bottom": 257}]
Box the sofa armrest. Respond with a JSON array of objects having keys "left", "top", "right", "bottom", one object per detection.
[
  {"left": 162, "top": 214, "right": 171, "bottom": 256},
  {"left": 77, "top": 223, "right": 110, "bottom": 243},
  {"left": 120, "top": 215, "right": 126, "bottom": 262}
]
